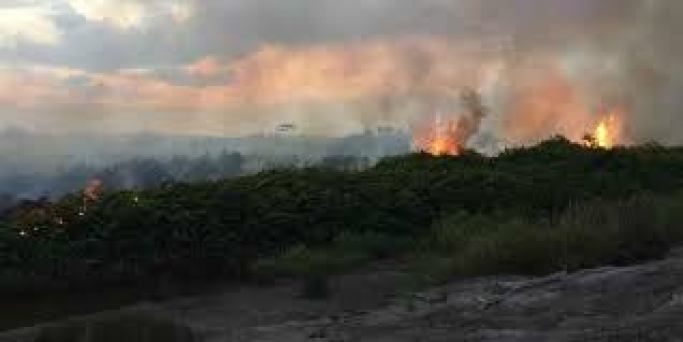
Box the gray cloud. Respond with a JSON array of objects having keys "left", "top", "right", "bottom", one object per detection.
[
  {"left": 0, "top": 0, "right": 681, "bottom": 146},
  {"left": 0, "top": 0, "right": 639, "bottom": 70}
]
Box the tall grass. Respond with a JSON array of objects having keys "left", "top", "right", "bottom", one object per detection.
[
  {"left": 417, "top": 194, "right": 683, "bottom": 280},
  {"left": 252, "top": 194, "right": 683, "bottom": 286}
]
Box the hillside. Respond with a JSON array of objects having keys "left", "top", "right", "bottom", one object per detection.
[
  {"left": 3, "top": 138, "right": 683, "bottom": 288},
  {"left": 2, "top": 137, "right": 683, "bottom": 325}
]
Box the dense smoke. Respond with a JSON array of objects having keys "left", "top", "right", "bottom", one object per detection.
[
  {"left": 459, "top": 89, "right": 488, "bottom": 147},
  {"left": 0, "top": 0, "right": 681, "bottom": 201},
  {"left": 0, "top": 0, "right": 682, "bottom": 147}
]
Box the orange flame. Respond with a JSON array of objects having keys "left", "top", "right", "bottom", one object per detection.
[
  {"left": 595, "top": 120, "right": 611, "bottom": 148},
  {"left": 413, "top": 117, "right": 464, "bottom": 156},
  {"left": 593, "top": 108, "right": 624, "bottom": 149}
]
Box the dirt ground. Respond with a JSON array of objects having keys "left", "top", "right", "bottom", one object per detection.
[{"left": 4, "top": 251, "right": 683, "bottom": 342}]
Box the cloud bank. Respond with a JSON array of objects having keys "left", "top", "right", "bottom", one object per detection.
[{"left": 0, "top": 0, "right": 680, "bottom": 146}]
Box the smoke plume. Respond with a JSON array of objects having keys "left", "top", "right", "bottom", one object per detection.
[{"left": 0, "top": 0, "right": 682, "bottom": 147}]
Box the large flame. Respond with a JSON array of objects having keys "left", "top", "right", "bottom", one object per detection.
[
  {"left": 412, "top": 89, "right": 487, "bottom": 156},
  {"left": 413, "top": 117, "right": 464, "bottom": 156},
  {"left": 594, "top": 108, "right": 624, "bottom": 149},
  {"left": 595, "top": 120, "right": 611, "bottom": 148}
]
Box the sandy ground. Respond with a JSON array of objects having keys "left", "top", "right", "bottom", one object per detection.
[{"left": 4, "top": 251, "right": 683, "bottom": 342}]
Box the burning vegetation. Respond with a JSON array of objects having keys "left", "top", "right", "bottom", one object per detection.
[
  {"left": 3, "top": 137, "right": 683, "bottom": 298},
  {"left": 413, "top": 117, "right": 464, "bottom": 156},
  {"left": 583, "top": 107, "right": 625, "bottom": 149},
  {"left": 412, "top": 89, "right": 487, "bottom": 156},
  {"left": 415, "top": 102, "right": 627, "bottom": 156},
  {"left": 412, "top": 84, "right": 628, "bottom": 156},
  {"left": 594, "top": 109, "right": 625, "bottom": 149}
]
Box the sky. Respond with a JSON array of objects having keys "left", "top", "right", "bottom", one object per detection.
[{"left": 0, "top": 0, "right": 680, "bottom": 144}]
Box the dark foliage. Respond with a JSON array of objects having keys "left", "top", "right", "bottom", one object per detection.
[{"left": 2, "top": 138, "right": 683, "bottom": 291}]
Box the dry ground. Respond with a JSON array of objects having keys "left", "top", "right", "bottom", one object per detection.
[{"left": 4, "top": 251, "right": 683, "bottom": 342}]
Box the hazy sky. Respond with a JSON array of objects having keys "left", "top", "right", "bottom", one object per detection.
[{"left": 0, "top": 0, "right": 679, "bottom": 143}]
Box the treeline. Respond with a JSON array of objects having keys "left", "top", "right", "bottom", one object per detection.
[
  {"left": 0, "top": 128, "right": 410, "bottom": 205},
  {"left": 1, "top": 137, "right": 683, "bottom": 291},
  {"left": 0, "top": 152, "right": 244, "bottom": 215},
  {"left": 0, "top": 152, "right": 373, "bottom": 215}
]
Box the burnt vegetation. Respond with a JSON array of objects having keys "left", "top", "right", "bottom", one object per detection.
[{"left": 1, "top": 137, "right": 683, "bottom": 294}]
